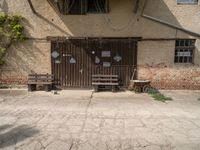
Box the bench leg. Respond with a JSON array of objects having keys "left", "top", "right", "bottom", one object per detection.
[
  {"left": 32, "top": 84, "right": 36, "bottom": 91},
  {"left": 28, "top": 84, "right": 36, "bottom": 92},
  {"left": 112, "top": 86, "right": 117, "bottom": 92},
  {"left": 44, "top": 85, "right": 52, "bottom": 92},
  {"left": 28, "top": 84, "right": 31, "bottom": 92},
  {"left": 94, "top": 86, "right": 99, "bottom": 92}
]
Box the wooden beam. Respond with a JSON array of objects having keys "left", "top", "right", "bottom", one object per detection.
[{"left": 46, "top": 36, "right": 143, "bottom": 42}]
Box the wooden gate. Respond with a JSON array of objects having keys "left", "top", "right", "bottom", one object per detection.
[{"left": 51, "top": 38, "right": 138, "bottom": 88}]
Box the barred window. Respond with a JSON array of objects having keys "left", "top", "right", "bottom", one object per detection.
[
  {"left": 87, "top": 0, "right": 107, "bottom": 13},
  {"left": 174, "top": 39, "right": 195, "bottom": 63},
  {"left": 49, "top": 0, "right": 109, "bottom": 15},
  {"left": 177, "top": 0, "right": 198, "bottom": 4}
]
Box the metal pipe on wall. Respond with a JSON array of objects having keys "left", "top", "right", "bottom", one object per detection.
[
  {"left": 27, "top": 0, "right": 37, "bottom": 14},
  {"left": 141, "top": 0, "right": 200, "bottom": 38}
]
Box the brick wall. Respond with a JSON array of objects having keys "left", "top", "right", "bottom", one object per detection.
[
  {"left": 138, "top": 40, "right": 200, "bottom": 89},
  {"left": 138, "top": 66, "right": 200, "bottom": 90}
]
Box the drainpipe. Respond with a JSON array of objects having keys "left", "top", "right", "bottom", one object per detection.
[{"left": 141, "top": 0, "right": 200, "bottom": 38}]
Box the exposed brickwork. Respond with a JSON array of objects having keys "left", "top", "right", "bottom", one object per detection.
[
  {"left": 138, "top": 66, "right": 200, "bottom": 90},
  {"left": 0, "top": 77, "right": 27, "bottom": 85}
]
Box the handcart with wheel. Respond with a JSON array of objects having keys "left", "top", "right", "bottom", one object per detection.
[{"left": 129, "top": 80, "right": 151, "bottom": 93}]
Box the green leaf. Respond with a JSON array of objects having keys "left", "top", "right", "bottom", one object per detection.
[{"left": 0, "top": 14, "right": 26, "bottom": 65}]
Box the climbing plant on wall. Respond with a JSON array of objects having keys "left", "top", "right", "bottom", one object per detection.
[{"left": 0, "top": 13, "right": 26, "bottom": 65}]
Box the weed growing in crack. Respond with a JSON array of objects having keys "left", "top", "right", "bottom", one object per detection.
[{"left": 148, "top": 89, "right": 173, "bottom": 102}]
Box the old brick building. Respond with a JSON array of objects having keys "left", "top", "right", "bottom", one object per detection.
[{"left": 0, "top": 0, "right": 200, "bottom": 89}]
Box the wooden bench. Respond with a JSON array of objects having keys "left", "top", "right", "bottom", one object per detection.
[
  {"left": 92, "top": 74, "right": 119, "bottom": 92},
  {"left": 28, "top": 74, "right": 54, "bottom": 92}
]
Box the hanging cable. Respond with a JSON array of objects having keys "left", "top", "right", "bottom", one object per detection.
[
  {"left": 67, "top": 0, "right": 76, "bottom": 13},
  {"left": 54, "top": 0, "right": 76, "bottom": 14},
  {"left": 54, "top": 0, "right": 62, "bottom": 12},
  {"left": 94, "top": 0, "right": 137, "bottom": 31}
]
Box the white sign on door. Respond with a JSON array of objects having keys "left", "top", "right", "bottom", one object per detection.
[{"left": 102, "top": 51, "right": 111, "bottom": 57}]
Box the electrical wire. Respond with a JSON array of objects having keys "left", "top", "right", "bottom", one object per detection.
[
  {"left": 54, "top": 0, "right": 61, "bottom": 12},
  {"left": 67, "top": 0, "right": 76, "bottom": 13},
  {"left": 55, "top": 0, "right": 76, "bottom": 13},
  {"left": 94, "top": 0, "right": 137, "bottom": 31}
]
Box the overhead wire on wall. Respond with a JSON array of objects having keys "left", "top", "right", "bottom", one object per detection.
[
  {"left": 54, "top": 0, "right": 76, "bottom": 14},
  {"left": 66, "top": 0, "right": 76, "bottom": 13},
  {"left": 94, "top": 0, "right": 138, "bottom": 31},
  {"left": 54, "top": 0, "right": 62, "bottom": 12}
]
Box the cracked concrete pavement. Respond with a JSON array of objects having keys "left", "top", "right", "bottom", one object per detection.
[{"left": 0, "top": 89, "right": 200, "bottom": 150}]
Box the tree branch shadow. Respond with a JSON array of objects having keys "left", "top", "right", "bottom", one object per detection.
[{"left": 0, "top": 124, "right": 39, "bottom": 149}]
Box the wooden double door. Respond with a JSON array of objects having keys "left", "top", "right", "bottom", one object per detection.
[{"left": 51, "top": 38, "right": 137, "bottom": 88}]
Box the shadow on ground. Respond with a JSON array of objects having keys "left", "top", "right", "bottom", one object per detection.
[{"left": 0, "top": 124, "right": 39, "bottom": 149}]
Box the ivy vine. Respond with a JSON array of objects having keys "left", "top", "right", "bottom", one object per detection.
[{"left": 0, "top": 13, "right": 26, "bottom": 65}]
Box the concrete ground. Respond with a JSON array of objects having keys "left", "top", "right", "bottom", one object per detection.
[{"left": 0, "top": 89, "right": 200, "bottom": 150}]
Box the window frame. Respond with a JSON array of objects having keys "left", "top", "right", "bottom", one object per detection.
[
  {"left": 174, "top": 39, "right": 196, "bottom": 64},
  {"left": 62, "top": 0, "right": 109, "bottom": 15}
]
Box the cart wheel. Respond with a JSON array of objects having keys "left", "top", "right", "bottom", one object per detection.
[
  {"left": 134, "top": 87, "right": 142, "bottom": 93},
  {"left": 143, "top": 85, "right": 151, "bottom": 93}
]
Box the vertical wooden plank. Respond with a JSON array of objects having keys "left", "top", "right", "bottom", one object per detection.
[
  {"left": 60, "top": 42, "right": 63, "bottom": 87},
  {"left": 70, "top": 41, "right": 72, "bottom": 86},
  {"left": 51, "top": 41, "right": 54, "bottom": 84},
  {"left": 51, "top": 38, "right": 138, "bottom": 88},
  {"left": 64, "top": 42, "right": 66, "bottom": 86},
  {"left": 66, "top": 41, "right": 69, "bottom": 86}
]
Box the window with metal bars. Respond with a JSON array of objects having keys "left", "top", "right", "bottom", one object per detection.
[
  {"left": 50, "top": 0, "right": 108, "bottom": 15},
  {"left": 87, "top": 0, "right": 107, "bottom": 13},
  {"left": 174, "top": 39, "right": 195, "bottom": 63}
]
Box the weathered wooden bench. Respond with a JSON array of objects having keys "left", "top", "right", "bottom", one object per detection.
[
  {"left": 92, "top": 74, "right": 119, "bottom": 92},
  {"left": 28, "top": 74, "right": 54, "bottom": 92}
]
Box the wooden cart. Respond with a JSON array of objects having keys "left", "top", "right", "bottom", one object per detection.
[{"left": 129, "top": 80, "right": 151, "bottom": 93}]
